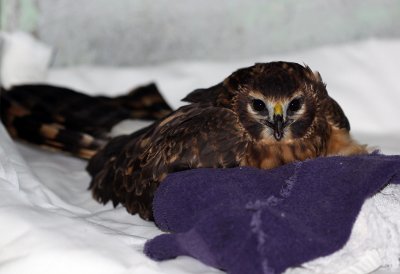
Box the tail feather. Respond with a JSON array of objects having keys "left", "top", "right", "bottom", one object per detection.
[
  {"left": 0, "top": 83, "right": 171, "bottom": 159},
  {"left": 1, "top": 93, "right": 105, "bottom": 159},
  {"left": 114, "top": 83, "right": 173, "bottom": 120}
]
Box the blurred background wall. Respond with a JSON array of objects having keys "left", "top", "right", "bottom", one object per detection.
[{"left": 1, "top": 0, "right": 399, "bottom": 67}]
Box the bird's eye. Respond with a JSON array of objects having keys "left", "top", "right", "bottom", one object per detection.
[
  {"left": 252, "top": 99, "right": 266, "bottom": 112},
  {"left": 288, "top": 98, "right": 302, "bottom": 112}
]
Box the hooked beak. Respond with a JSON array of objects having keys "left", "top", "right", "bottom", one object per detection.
[{"left": 273, "top": 103, "right": 284, "bottom": 141}]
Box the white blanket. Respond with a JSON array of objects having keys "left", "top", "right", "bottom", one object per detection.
[{"left": 1, "top": 34, "right": 400, "bottom": 274}]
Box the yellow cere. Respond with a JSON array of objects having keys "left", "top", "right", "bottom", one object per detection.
[{"left": 274, "top": 103, "right": 283, "bottom": 116}]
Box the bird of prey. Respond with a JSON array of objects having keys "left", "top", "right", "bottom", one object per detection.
[
  {"left": 85, "top": 62, "right": 367, "bottom": 220},
  {"left": 0, "top": 62, "right": 368, "bottom": 220}
]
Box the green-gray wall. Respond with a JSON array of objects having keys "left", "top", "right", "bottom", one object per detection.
[{"left": 1, "top": 0, "right": 399, "bottom": 66}]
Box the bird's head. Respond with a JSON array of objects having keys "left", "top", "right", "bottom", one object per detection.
[{"left": 225, "top": 62, "right": 328, "bottom": 143}]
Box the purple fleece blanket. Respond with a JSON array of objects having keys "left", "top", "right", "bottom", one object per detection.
[{"left": 144, "top": 155, "right": 400, "bottom": 274}]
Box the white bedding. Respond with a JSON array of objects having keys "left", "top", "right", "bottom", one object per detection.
[{"left": 1, "top": 38, "right": 400, "bottom": 274}]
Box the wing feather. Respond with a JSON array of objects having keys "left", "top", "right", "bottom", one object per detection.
[
  {"left": 88, "top": 103, "right": 249, "bottom": 220},
  {"left": 324, "top": 97, "right": 351, "bottom": 131}
]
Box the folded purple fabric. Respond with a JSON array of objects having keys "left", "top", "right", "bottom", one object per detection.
[{"left": 144, "top": 155, "right": 400, "bottom": 274}]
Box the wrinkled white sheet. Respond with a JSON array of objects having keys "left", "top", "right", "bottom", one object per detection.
[{"left": 1, "top": 39, "right": 400, "bottom": 274}]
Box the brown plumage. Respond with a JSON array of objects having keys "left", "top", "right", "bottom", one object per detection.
[
  {"left": 87, "top": 61, "right": 367, "bottom": 220},
  {"left": 0, "top": 83, "right": 172, "bottom": 159}
]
